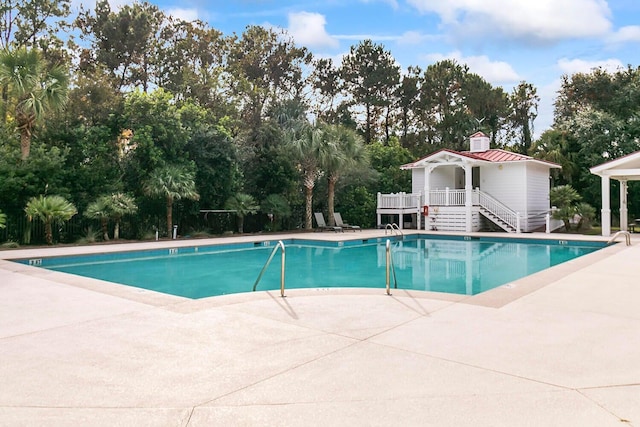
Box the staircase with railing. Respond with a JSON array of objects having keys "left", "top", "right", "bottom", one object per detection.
[{"left": 476, "top": 190, "right": 520, "bottom": 233}]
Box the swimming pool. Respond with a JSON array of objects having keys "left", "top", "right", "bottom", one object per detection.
[{"left": 13, "top": 235, "right": 606, "bottom": 299}]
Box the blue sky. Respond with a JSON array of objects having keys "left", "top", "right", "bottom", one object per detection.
[{"left": 75, "top": 0, "right": 640, "bottom": 136}]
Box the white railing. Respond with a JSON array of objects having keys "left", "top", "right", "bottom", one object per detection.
[
  {"left": 477, "top": 191, "right": 519, "bottom": 232},
  {"left": 377, "top": 192, "right": 421, "bottom": 209},
  {"left": 428, "top": 189, "right": 466, "bottom": 206},
  {"left": 377, "top": 189, "right": 479, "bottom": 208}
]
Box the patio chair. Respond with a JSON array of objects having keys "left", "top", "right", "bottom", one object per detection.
[
  {"left": 314, "top": 212, "right": 343, "bottom": 232},
  {"left": 334, "top": 212, "right": 361, "bottom": 231}
]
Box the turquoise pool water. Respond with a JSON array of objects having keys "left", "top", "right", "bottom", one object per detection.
[{"left": 15, "top": 236, "right": 605, "bottom": 299}]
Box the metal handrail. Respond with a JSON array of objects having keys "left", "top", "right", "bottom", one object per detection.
[
  {"left": 385, "top": 240, "right": 398, "bottom": 295},
  {"left": 607, "top": 230, "right": 631, "bottom": 246},
  {"left": 384, "top": 223, "right": 404, "bottom": 236},
  {"left": 252, "top": 240, "right": 286, "bottom": 297}
]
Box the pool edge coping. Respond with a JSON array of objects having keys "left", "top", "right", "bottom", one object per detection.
[{"left": 0, "top": 229, "right": 624, "bottom": 311}]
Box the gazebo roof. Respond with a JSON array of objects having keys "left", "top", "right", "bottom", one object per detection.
[{"left": 590, "top": 150, "right": 640, "bottom": 181}]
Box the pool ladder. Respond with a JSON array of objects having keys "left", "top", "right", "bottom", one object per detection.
[
  {"left": 385, "top": 223, "right": 404, "bottom": 237},
  {"left": 385, "top": 240, "right": 398, "bottom": 295},
  {"left": 607, "top": 230, "right": 632, "bottom": 246},
  {"left": 252, "top": 240, "right": 286, "bottom": 297}
]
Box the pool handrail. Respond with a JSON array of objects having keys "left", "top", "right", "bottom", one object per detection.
[
  {"left": 384, "top": 223, "right": 404, "bottom": 237},
  {"left": 607, "top": 230, "right": 631, "bottom": 246},
  {"left": 252, "top": 240, "right": 286, "bottom": 297},
  {"left": 385, "top": 239, "right": 398, "bottom": 295}
]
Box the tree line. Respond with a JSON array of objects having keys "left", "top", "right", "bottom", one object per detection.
[{"left": 0, "top": 0, "right": 638, "bottom": 244}]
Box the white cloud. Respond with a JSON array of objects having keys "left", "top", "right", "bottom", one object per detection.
[
  {"left": 424, "top": 51, "right": 521, "bottom": 85},
  {"left": 334, "top": 34, "right": 399, "bottom": 41},
  {"left": 166, "top": 8, "right": 199, "bottom": 22},
  {"left": 608, "top": 25, "right": 640, "bottom": 44},
  {"left": 557, "top": 57, "right": 625, "bottom": 75},
  {"left": 287, "top": 12, "right": 339, "bottom": 49},
  {"left": 397, "top": 31, "right": 440, "bottom": 45},
  {"left": 407, "top": 0, "right": 611, "bottom": 43},
  {"left": 360, "top": 0, "right": 399, "bottom": 10}
]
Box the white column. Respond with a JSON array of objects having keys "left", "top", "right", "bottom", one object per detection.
[
  {"left": 424, "top": 166, "right": 432, "bottom": 230},
  {"left": 620, "top": 180, "right": 628, "bottom": 231},
  {"left": 376, "top": 192, "right": 382, "bottom": 228},
  {"left": 464, "top": 164, "right": 473, "bottom": 232},
  {"left": 601, "top": 175, "right": 611, "bottom": 237}
]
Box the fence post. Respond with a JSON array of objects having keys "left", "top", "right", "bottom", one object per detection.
[
  {"left": 545, "top": 213, "right": 550, "bottom": 233},
  {"left": 516, "top": 213, "right": 521, "bottom": 233}
]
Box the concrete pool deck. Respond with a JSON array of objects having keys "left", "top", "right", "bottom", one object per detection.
[{"left": 0, "top": 230, "right": 638, "bottom": 426}]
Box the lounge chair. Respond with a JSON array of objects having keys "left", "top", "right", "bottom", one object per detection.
[
  {"left": 334, "top": 212, "right": 361, "bottom": 231},
  {"left": 314, "top": 212, "right": 343, "bottom": 232}
]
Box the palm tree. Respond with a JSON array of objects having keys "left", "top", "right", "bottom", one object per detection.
[
  {"left": 529, "top": 129, "right": 576, "bottom": 183},
  {"left": 550, "top": 185, "right": 581, "bottom": 231},
  {"left": 108, "top": 193, "right": 137, "bottom": 240},
  {"left": 0, "top": 209, "right": 6, "bottom": 229},
  {"left": 321, "top": 124, "right": 367, "bottom": 226},
  {"left": 84, "top": 196, "right": 111, "bottom": 241},
  {"left": 0, "top": 48, "right": 69, "bottom": 160},
  {"left": 289, "top": 125, "right": 328, "bottom": 229},
  {"left": 261, "top": 194, "right": 291, "bottom": 231},
  {"left": 225, "top": 193, "right": 260, "bottom": 234},
  {"left": 144, "top": 165, "right": 199, "bottom": 238},
  {"left": 84, "top": 193, "right": 138, "bottom": 240},
  {"left": 25, "top": 195, "right": 77, "bottom": 245}
]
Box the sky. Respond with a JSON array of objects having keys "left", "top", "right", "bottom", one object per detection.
[{"left": 73, "top": 0, "right": 640, "bottom": 137}]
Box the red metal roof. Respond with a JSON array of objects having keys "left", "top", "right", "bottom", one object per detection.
[
  {"left": 465, "top": 149, "right": 533, "bottom": 162},
  {"left": 469, "top": 131, "right": 488, "bottom": 138},
  {"left": 401, "top": 148, "right": 561, "bottom": 168}
]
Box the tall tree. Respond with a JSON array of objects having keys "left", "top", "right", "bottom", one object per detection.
[
  {"left": 143, "top": 164, "right": 199, "bottom": 238},
  {"left": 510, "top": 81, "right": 539, "bottom": 154},
  {"left": 289, "top": 124, "right": 326, "bottom": 229},
  {"left": 0, "top": 48, "right": 69, "bottom": 159},
  {"left": 340, "top": 39, "right": 400, "bottom": 144},
  {"left": 321, "top": 124, "right": 368, "bottom": 226},
  {"left": 464, "top": 73, "right": 509, "bottom": 144},
  {"left": 227, "top": 25, "right": 310, "bottom": 132},
  {"left": 396, "top": 66, "right": 422, "bottom": 147},
  {"left": 0, "top": 0, "right": 71, "bottom": 51},
  {"left": 155, "top": 17, "right": 230, "bottom": 114},
  {"left": 550, "top": 66, "right": 640, "bottom": 218},
  {"left": 121, "top": 89, "right": 189, "bottom": 189},
  {"left": 310, "top": 57, "right": 343, "bottom": 123},
  {"left": 420, "top": 59, "right": 471, "bottom": 150},
  {"left": 75, "top": 0, "right": 164, "bottom": 92},
  {"left": 185, "top": 118, "right": 239, "bottom": 211}
]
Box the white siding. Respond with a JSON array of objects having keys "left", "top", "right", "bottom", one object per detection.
[
  {"left": 526, "top": 163, "right": 551, "bottom": 211},
  {"left": 525, "top": 163, "right": 552, "bottom": 231},
  {"left": 430, "top": 167, "right": 456, "bottom": 190},
  {"left": 411, "top": 169, "right": 424, "bottom": 194},
  {"left": 479, "top": 163, "right": 526, "bottom": 212}
]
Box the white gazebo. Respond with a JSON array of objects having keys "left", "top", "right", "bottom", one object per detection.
[{"left": 590, "top": 151, "right": 640, "bottom": 236}]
